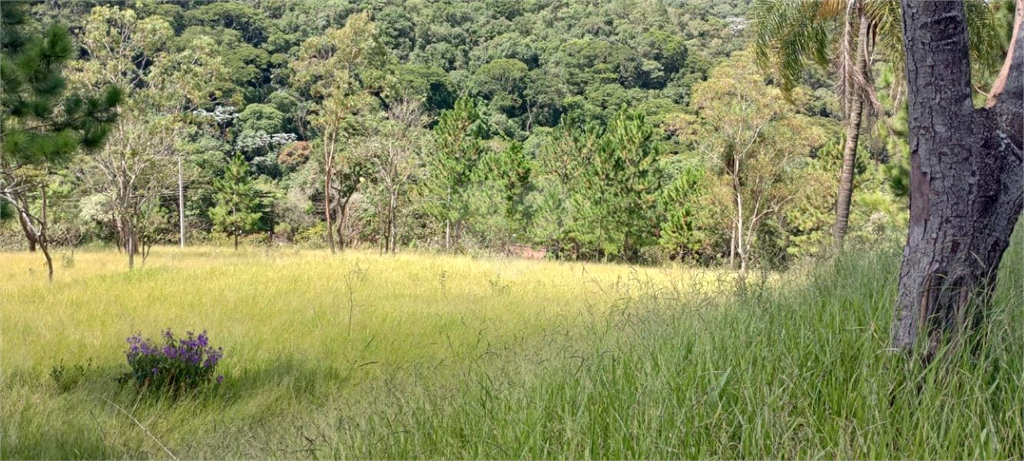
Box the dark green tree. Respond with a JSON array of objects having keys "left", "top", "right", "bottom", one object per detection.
[
  {"left": 424, "top": 97, "right": 490, "bottom": 250},
  {"left": 210, "top": 154, "right": 263, "bottom": 250}
]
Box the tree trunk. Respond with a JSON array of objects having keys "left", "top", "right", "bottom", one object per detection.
[
  {"left": 41, "top": 186, "right": 52, "bottom": 281},
  {"left": 325, "top": 169, "right": 335, "bottom": 254},
  {"left": 127, "top": 218, "right": 135, "bottom": 270},
  {"left": 891, "top": 0, "right": 1023, "bottom": 362},
  {"left": 337, "top": 194, "right": 352, "bottom": 251},
  {"left": 729, "top": 223, "right": 736, "bottom": 269},
  {"left": 733, "top": 155, "right": 747, "bottom": 277},
  {"left": 17, "top": 210, "right": 38, "bottom": 252},
  {"left": 179, "top": 156, "right": 185, "bottom": 248},
  {"left": 833, "top": 5, "right": 870, "bottom": 250},
  {"left": 833, "top": 100, "right": 863, "bottom": 249},
  {"left": 389, "top": 188, "right": 398, "bottom": 255},
  {"left": 444, "top": 187, "right": 452, "bottom": 251}
]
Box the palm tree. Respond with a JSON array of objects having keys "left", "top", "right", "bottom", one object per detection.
[{"left": 751, "top": 0, "right": 1003, "bottom": 249}]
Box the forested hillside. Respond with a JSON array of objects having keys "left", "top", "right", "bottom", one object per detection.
[{"left": 2, "top": 0, "right": 925, "bottom": 268}]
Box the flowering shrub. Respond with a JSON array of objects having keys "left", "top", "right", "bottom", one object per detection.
[{"left": 124, "top": 329, "right": 224, "bottom": 393}]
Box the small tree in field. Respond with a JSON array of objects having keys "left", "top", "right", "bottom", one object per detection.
[{"left": 210, "top": 154, "right": 262, "bottom": 250}]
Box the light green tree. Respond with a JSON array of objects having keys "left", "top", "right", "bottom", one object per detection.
[
  {"left": 292, "top": 11, "right": 392, "bottom": 252},
  {"left": 689, "top": 52, "right": 831, "bottom": 277},
  {"left": 69, "top": 5, "right": 227, "bottom": 269}
]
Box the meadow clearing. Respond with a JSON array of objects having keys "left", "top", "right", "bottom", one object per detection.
[{"left": 1, "top": 244, "right": 1021, "bottom": 459}]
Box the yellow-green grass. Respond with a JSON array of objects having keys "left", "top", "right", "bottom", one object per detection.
[
  {"left": 1, "top": 247, "right": 727, "bottom": 374},
  {"left": 1, "top": 246, "right": 727, "bottom": 458},
  {"left": 1, "top": 244, "right": 1021, "bottom": 459}
]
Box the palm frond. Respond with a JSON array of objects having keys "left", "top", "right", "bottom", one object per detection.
[
  {"left": 750, "top": 0, "right": 834, "bottom": 97},
  {"left": 816, "top": 0, "right": 848, "bottom": 20}
]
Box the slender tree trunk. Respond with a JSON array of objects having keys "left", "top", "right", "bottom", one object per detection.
[
  {"left": 389, "top": 188, "right": 398, "bottom": 255},
  {"left": 325, "top": 131, "right": 336, "bottom": 254},
  {"left": 127, "top": 218, "right": 135, "bottom": 270},
  {"left": 834, "top": 101, "right": 864, "bottom": 249},
  {"left": 325, "top": 170, "right": 335, "bottom": 253},
  {"left": 40, "top": 186, "right": 52, "bottom": 281},
  {"left": 729, "top": 223, "right": 736, "bottom": 269},
  {"left": 337, "top": 195, "right": 352, "bottom": 251},
  {"left": 733, "top": 156, "right": 747, "bottom": 278},
  {"left": 179, "top": 156, "right": 185, "bottom": 248},
  {"left": 891, "top": 0, "right": 1023, "bottom": 362},
  {"left": 444, "top": 187, "right": 452, "bottom": 251},
  {"left": 833, "top": 3, "right": 870, "bottom": 249}
]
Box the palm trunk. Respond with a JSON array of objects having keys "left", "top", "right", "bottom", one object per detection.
[{"left": 833, "top": 16, "right": 870, "bottom": 249}]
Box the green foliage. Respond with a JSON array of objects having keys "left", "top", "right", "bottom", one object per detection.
[
  {"left": 0, "top": 2, "right": 122, "bottom": 166},
  {"left": 472, "top": 58, "right": 529, "bottom": 117},
  {"left": 658, "top": 163, "right": 727, "bottom": 263},
  {"left": 423, "top": 97, "right": 491, "bottom": 244},
  {"left": 10, "top": 0, "right": 918, "bottom": 267},
  {"left": 531, "top": 109, "right": 663, "bottom": 262},
  {"left": 390, "top": 64, "right": 457, "bottom": 114},
  {"left": 466, "top": 140, "right": 533, "bottom": 248}
]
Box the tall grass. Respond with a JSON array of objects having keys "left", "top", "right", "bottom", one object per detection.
[{"left": 1, "top": 243, "right": 1020, "bottom": 459}]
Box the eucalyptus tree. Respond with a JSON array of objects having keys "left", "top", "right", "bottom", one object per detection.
[
  {"left": 291, "top": 11, "right": 392, "bottom": 252},
  {"left": 751, "top": 0, "right": 1002, "bottom": 248},
  {"left": 689, "top": 52, "right": 831, "bottom": 277},
  {"left": 361, "top": 100, "right": 428, "bottom": 255}
]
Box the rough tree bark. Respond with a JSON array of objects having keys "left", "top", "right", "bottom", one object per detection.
[
  {"left": 891, "top": 0, "right": 1023, "bottom": 361},
  {"left": 17, "top": 210, "right": 38, "bottom": 252}
]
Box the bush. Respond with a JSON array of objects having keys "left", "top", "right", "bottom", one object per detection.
[{"left": 123, "top": 329, "right": 223, "bottom": 394}]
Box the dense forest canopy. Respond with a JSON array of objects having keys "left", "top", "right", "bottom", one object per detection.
[{"left": 3, "top": 0, "right": 1010, "bottom": 269}]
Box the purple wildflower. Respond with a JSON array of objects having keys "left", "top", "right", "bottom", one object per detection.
[{"left": 216, "top": 375, "right": 224, "bottom": 384}]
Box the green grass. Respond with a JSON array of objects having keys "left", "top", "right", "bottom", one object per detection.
[{"left": 1, "top": 244, "right": 1021, "bottom": 459}]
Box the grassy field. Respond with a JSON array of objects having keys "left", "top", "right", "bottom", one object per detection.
[{"left": 1, "top": 244, "right": 1021, "bottom": 459}]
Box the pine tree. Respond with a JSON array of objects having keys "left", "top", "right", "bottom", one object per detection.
[
  {"left": 0, "top": 2, "right": 122, "bottom": 280},
  {"left": 209, "top": 154, "right": 263, "bottom": 250}
]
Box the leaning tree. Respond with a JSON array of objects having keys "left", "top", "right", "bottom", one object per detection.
[{"left": 891, "top": 0, "right": 1022, "bottom": 361}]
